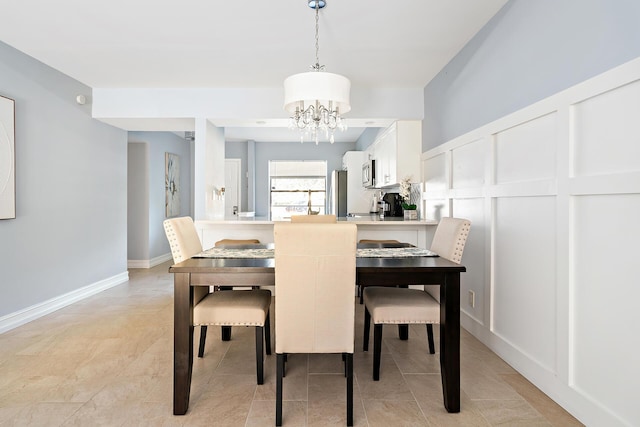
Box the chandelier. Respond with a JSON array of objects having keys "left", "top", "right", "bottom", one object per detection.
[{"left": 283, "top": 0, "right": 351, "bottom": 144}]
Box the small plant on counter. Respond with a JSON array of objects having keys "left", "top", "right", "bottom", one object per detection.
[{"left": 399, "top": 177, "right": 417, "bottom": 210}]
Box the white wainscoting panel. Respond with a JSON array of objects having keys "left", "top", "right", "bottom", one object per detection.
[
  {"left": 423, "top": 153, "right": 448, "bottom": 194},
  {"left": 452, "top": 197, "right": 486, "bottom": 323},
  {"left": 495, "top": 113, "right": 557, "bottom": 184},
  {"left": 422, "top": 56, "right": 640, "bottom": 427},
  {"left": 423, "top": 153, "right": 449, "bottom": 221},
  {"left": 572, "top": 193, "right": 640, "bottom": 423},
  {"left": 423, "top": 198, "right": 448, "bottom": 221},
  {"left": 573, "top": 80, "right": 640, "bottom": 177},
  {"left": 452, "top": 139, "right": 486, "bottom": 189},
  {"left": 493, "top": 196, "right": 557, "bottom": 372}
]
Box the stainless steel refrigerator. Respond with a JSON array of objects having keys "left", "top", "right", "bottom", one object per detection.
[{"left": 329, "top": 170, "right": 347, "bottom": 217}]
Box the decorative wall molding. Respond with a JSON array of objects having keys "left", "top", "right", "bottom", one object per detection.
[{"left": 422, "top": 57, "right": 640, "bottom": 426}]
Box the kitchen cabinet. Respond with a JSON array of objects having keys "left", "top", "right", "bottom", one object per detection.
[{"left": 371, "top": 121, "right": 422, "bottom": 188}]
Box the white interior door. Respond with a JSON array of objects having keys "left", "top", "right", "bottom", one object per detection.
[{"left": 225, "top": 159, "right": 241, "bottom": 217}]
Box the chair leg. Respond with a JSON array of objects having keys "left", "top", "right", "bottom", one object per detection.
[
  {"left": 398, "top": 324, "right": 409, "bottom": 340},
  {"left": 264, "top": 310, "right": 272, "bottom": 355},
  {"left": 426, "top": 324, "right": 435, "bottom": 354},
  {"left": 342, "top": 353, "right": 347, "bottom": 377},
  {"left": 373, "top": 324, "right": 383, "bottom": 381},
  {"left": 359, "top": 286, "right": 364, "bottom": 304},
  {"left": 363, "top": 307, "right": 371, "bottom": 351},
  {"left": 221, "top": 326, "right": 232, "bottom": 341},
  {"left": 198, "top": 325, "right": 207, "bottom": 358},
  {"left": 255, "top": 326, "right": 264, "bottom": 385},
  {"left": 283, "top": 353, "right": 288, "bottom": 378},
  {"left": 219, "top": 287, "right": 232, "bottom": 341},
  {"left": 276, "top": 353, "right": 284, "bottom": 426},
  {"left": 346, "top": 353, "right": 353, "bottom": 426}
]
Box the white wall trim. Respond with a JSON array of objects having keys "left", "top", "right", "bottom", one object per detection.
[
  {"left": 0, "top": 271, "right": 129, "bottom": 334},
  {"left": 127, "top": 253, "right": 173, "bottom": 269},
  {"left": 461, "top": 313, "right": 629, "bottom": 427},
  {"left": 424, "top": 56, "right": 640, "bottom": 427}
]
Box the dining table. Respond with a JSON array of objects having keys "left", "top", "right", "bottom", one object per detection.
[{"left": 168, "top": 242, "right": 466, "bottom": 415}]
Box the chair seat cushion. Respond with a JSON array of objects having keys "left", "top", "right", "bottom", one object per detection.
[
  {"left": 363, "top": 287, "right": 440, "bottom": 324},
  {"left": 194, "top": 289, "right": 271, "bottom": 326}
]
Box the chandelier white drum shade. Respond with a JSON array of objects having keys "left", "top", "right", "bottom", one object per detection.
[
  {"left": 283, "top": 72, "right": 351, "bottom": 116},
  {"left": 283, "top": 0, "right": 351, "bottom": 144}
]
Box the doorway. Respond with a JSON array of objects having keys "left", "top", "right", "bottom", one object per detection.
[{"left": 225, "top": 158, "right": 241, "bottom": 217}]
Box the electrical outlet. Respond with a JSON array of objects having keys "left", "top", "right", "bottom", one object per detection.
[{"left": 468, "top": 290, "right": 475, "bottom": 308}]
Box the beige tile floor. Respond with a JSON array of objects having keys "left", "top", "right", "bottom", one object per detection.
[{"left": 0, "top": 262, "right": 583, "bottom": 426}]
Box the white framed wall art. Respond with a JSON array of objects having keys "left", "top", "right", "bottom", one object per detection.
[{"left": 165, "top": 152, "right": 180, "bottom": 217}]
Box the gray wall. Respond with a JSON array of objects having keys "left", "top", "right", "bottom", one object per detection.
[
  {"left": 355, "top": 128, "right": 383, "bottom": 151},
  {"left": 127, "top": 142, "right": 149, "bottom": 260},
  {"left": 128, "top": 131, "right": 192, "bottom": 261},
  {"left": 0, "top": 41, "right": 127, "bottom": 318},
  {"left": 253, "top": 141, "right": 357, "bottom": 217},
  {"left": 423, "top": 0, "right": 640, "bottom": 150}
]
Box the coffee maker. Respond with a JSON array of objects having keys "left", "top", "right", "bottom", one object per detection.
[{"left": 382, "top": 193, "right": 404, "bottom": 217}]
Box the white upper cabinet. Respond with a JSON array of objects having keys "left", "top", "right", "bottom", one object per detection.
[{"left": 373, "top": 121, "right": 422, "bottom": 187}]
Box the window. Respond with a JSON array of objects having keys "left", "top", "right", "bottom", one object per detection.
[{"left": 269, "top": 161, "right": 327, "bottom": 220}]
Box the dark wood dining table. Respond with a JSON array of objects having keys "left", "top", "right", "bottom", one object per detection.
[{"left": 168, "top": 243, "right": 466, "bottom": 415}]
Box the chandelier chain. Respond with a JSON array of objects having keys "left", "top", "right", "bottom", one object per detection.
[
  {"left": 313, "top": 3, "right": 324, "bottom": 71},
  {"left": 285, "top": 0, "right": 349, "bottom": 144}
]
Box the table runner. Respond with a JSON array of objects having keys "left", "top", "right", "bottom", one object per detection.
[{"left": 193, "top": 247, "right": 438, "bottom": 259}]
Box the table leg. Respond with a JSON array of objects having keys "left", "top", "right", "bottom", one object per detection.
[
  {"left": 440, "top": 272, "right": 460, "bottom": 413},
  {"left": 174, "top": 273, "right": 194, "bottom": 415}
]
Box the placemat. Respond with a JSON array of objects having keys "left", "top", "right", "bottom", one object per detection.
[
  {"left": 357, "top": 247, "right": 438, "bottom": 258},
  {"left": 194, "top": 247, "right": 438, "bottom": 259}
]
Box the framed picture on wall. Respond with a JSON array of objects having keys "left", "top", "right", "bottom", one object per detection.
[
  {"left": 0, "top": 95, "right": 16, "bottom": 220},
  {"left": 165, "top": 152, "right": 180, "bottom": 218}
]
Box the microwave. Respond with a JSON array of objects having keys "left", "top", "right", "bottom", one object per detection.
[{"left": 362, "top": 159, "right": 376, "bottom": 188}]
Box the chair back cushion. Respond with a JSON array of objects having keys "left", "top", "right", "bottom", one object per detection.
[
  {"left": 163, "top": 216, "right": 203, "bottom": 263},
  {"left": 274, "top": 223, "right": 357, "bottom": 354},
  {"left": 429, "top": 217, "right": 471, "bottom": 264},
  {"left": 290, "top": 214, "right": 337, "bottom": 223}
]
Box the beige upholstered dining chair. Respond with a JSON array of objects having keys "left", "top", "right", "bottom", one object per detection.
[
  {"left": 362, "top": 217, "right": 471, "bottom": 380},
  {"left": 163, "top": 217, "right": 272, "bottom": 384},
  {"left": 274, "top": 222, "right": 357, "bottom": 426},
  {"left": 290, "top": 214, "right": 337, "bottom": 223},
  {"left": 209, "top": 238, "right": 263, "bottom": 344}
]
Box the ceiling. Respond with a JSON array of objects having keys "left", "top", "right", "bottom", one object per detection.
[{"left": 0, "top": 0, "right": 508, "bottom": 143}]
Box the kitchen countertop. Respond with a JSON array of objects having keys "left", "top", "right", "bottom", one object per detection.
[{"left": 197, "top": 215, "right": 437, "bottom": 226}]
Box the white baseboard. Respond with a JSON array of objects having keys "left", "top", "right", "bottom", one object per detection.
[
  {"left": 460, "top": 312, "right": 626, "bottom": 427},
  {"left": 128, "top": 253, "right": 172, "bottom": 269},
  {"left": 0, "top": 271, "right": 129, "bottom": 334}
]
